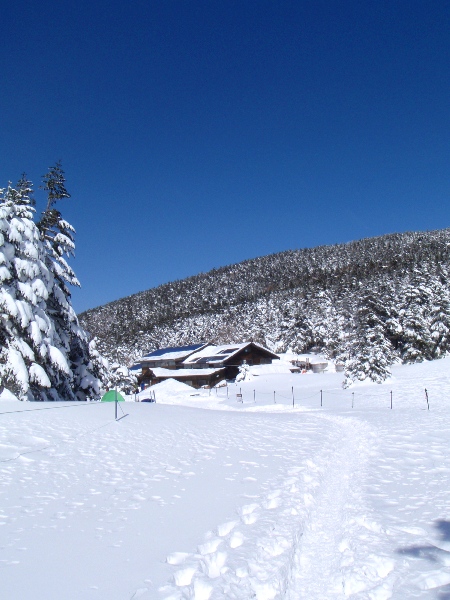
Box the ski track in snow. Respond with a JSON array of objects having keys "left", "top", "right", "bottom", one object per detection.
[{"left": 160, "top": 414, "right": 397, "bottom": 600}]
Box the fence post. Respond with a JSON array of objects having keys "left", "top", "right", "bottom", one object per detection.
[
  {"left": 352, "top": 392, "right": 354, "bottom": 409},
  {"left": 274, "top": 391, "right": 276, "bottom": 404},
  {"left": 320, "top": 389, "right": 323, "bottom": 407},
  {"left": 253, "top": 389, "right": 256, "bottom": 403},
  {"left": 390, "top": 390, "right": 393, "bottom": 409},
  {"left": 425, "top": 388, "right": 429, "bottom": 411}
]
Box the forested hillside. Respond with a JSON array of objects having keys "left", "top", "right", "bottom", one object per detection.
[{"left": 80, "top": 229, "right": 450, "bottom": 385}]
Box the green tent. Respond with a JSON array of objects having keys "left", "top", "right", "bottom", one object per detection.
[{"left": 101, "top": 390, "right": 125, "bottom": 402}]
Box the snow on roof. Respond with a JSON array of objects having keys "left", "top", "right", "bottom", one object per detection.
[
  {"left": 183, "top": 343, "right": 249, "bottom": 365},
  {"left": 139, "top": 343, "right": 206, "bottom": 362},
  {"left": 183, "top": 342, "right": 279, "bottom": 365},
  {"left": 151, "top": 367, "right": 225, "bottom": 378}
]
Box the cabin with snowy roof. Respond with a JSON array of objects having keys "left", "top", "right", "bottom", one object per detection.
[
  {"left": 137, "top": 342, "right": 279, "bottom": 389},
  {"left": 139, "top": 343, "right": 207, "bottom": 369}
]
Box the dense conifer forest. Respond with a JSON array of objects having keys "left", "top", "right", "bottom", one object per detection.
[{"left": 80, "top": 228, "right": 450, "bottom": 385}]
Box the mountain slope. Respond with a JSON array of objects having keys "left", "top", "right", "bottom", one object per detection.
[{"left": 79, "top": 228, "right": 450, "bottom": 372}]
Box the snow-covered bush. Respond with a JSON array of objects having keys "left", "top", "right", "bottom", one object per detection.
[
  {"left": 106, "top": 362, "right": 138, "bottom": 394},
  {"left": 235, "top": 360, "right": 252, "bottom": 383}
]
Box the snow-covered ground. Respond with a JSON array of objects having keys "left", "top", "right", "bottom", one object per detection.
[{"left": 2, "top": 358, "right": 450, "bottom": 599}]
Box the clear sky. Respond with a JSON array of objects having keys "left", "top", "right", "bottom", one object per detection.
[{"left": 2, "top": 1, "right": 449, "bottom": 313}]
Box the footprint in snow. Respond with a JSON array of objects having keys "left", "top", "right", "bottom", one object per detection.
[
  {"left": 217, "top": 521, "right": 237, "bottom": 537},
  {"left": 166, "top": 552, "right": 191, "bottom": 565},
  {"left": 229, "top": 531, "right": 245, "bottom": 548},
  {"left": 201, "top": 550, "right": 227, "bottom": 578},
  {"left": 173, "top": 566, "right": 197, "bottom": 586},
  {"left": 262, "top": 536, "right": 291, "bottom": 557},
  {"left": 264, "top": 497, "right": 281, "bottom": 510},
  {"left": 198, "top": 538, "right": 222, "bottom": 555},
  {"left": 192, "top": 579, "right": 213, "bottom": 600},
  {"left": 242, "top": 512, "right": 259, "bottom": 525},
  {"left": 240, "top": 503, "right": 259, "bottom": 516}
]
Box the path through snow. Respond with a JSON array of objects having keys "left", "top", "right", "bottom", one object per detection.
[{"left": 2, "top": 367, "right": 450, "bottom": 600}]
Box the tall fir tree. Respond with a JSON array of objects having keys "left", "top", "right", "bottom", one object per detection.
[
  {"left": 398, "top": 272, "right": 434, "bottom": 363},
  {"left": 0, "top": 166, "right": 106, "bottom": 401},
  {"left": 38, "top": 163, "right": 102, "bottom": 400},
  {"left": 429, "top": 274, "right": 450, "bottom": 358},
  {"left": 0, "top": 182, "right": 57, "bottom": 399},
  {"left": 343, "top": 289, "right": 398, "bottom": 387}
]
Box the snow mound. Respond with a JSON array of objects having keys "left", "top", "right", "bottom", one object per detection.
[
  {"left": 151, "top": 378, "right": 193, "bottom": 394},
  {"left": 250, "top": 362, "right": 293, "bottom": 376},
  {"left": 0, "top": 388, "right": 20, "bottom": 402},
  {"left": 138, "top": 378, "right": 198, "bottom": 404}
]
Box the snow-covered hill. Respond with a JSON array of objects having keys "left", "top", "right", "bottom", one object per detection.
[
  {"left": 2, "top": 358, "right": 450, "bottom": 598},
  {"left": 79, "top": 228, "right": 450, "bottom": 381}
]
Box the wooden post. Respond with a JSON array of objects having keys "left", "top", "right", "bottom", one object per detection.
[
  {"left": 273, "top": 391, "right": 276, "bottom": 404},
  {"left": 390, "top": 390, "right": 393, "bottom": 409},
  {"left": 253, "top": 389, "right": 256, "bottom": 403},
  {"left": 425, "top": 388, "right": 429, "bottom": 411},
  {"left": 320, "top": 389, "right": 323, "bottom": 407}
]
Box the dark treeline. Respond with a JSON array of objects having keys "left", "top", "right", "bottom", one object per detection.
[{"left": 80, "top": 228, "right": 450, "bottom": 385}]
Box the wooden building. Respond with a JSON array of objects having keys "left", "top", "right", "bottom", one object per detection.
[
  {"left": 143, "top": 366, "right": 226, "bottom": 389},
  {"left": 182, "top": 342, "right": 279, "bottom": 381},
  {"left": 136, "top": 341, "right": 279, "bottom": 389}
]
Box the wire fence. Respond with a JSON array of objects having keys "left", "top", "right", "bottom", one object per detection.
[
  {"left": 0, "top": 400, "right": 128, "bottom": 465},
  {"left": 213, "top": 383, "right": 434, "bottom": 411},
  {"left": 0, "top": 400, "right": 103, "bottom": 417}
]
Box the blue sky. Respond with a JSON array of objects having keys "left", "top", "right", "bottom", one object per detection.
[{"left": 2, "top": 1, "right": 449, "bottom": 313}]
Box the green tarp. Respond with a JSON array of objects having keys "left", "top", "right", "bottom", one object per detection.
[{"left": 101, "top": 390, "right": 125, "bottom": 402}]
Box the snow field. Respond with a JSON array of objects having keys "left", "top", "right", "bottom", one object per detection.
[{"left": 2, "top": 358, "right": 450, "bottom": 598}]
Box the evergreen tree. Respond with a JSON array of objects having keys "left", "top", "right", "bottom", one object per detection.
[
  {"left": 0, "top": 183, "right": 56, "bottom": 400},
  {"left": 106, "top": 361, "right": 137, "bottom": 394},
  {"left": 398, "top": 272, "right": 434, "bottom": 363},
  {"left": 343, "top": 291, "right": 398, "bottom": 387},
  {"left": 0, "top": 166, "right": 106, "bottom": 401},
  {"left": 72, "top": 338, "right": 109, "bottom": 400},
  {"left": 37, "top": 163, "right": 101, "bottom": 399},
  {"left": 429, "top": 274, "right": 450, "bottom": 358}
]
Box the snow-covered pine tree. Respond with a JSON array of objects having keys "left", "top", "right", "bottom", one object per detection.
[
  {"left": 37, "top": 162, "right": 103, "bottom": 400},
  {"left": 398, "top": 272, "right": 434, "bottom": 363},
  {"left": 429, "top": 273, "right": 450, "bottom": 359},
  {"left": 106, "top": 362, "right": 138, "bottom": 394},
  {"left": 71, "top": 337, "right": 109, "bottom": 401},
  {"left": 0, "top": 182, "right": 54, "bottom": 400},
  {"left": 343, "top": 289, "right": 398, "bottom": 387}
]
